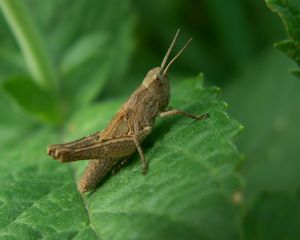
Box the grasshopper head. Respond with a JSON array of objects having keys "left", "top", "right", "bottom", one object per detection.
[
  {"left": 142, "top": 66, "right": 170, "bottom": 111},
  {"left": 142, "top": 29, "right": 191, "bottom": 91},
  {"left": 142, "top": 67, "right": 167, "bottom": 88}
]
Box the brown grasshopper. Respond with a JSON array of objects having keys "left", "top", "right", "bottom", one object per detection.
[{"left": 47, "top": 29, "right": 209, "bottom": 192}]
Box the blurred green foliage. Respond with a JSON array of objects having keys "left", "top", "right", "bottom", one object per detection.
[{"left": 0, "top": 0, "right": 299, "bottom": 239}]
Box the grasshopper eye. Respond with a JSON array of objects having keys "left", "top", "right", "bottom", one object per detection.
[{"left": 154, "top": 74, "right": 160, "bottom": 81}]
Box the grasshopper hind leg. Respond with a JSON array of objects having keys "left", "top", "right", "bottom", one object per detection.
[
  {"left": 78, "top": 158, "right": 117, "bottom": 193},
  {"left": 47, "top": 131, "right": 102, "bottom": 158},
  {"left": 78, "top": 126, "right": 152, "bottom": 192},
  {"left": 112, "top": 157, "right": 131, "bottom": 175}
]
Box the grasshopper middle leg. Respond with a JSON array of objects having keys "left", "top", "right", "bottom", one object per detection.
[{"left": 158, "top": 109, "right": 209, "bottom": 121}]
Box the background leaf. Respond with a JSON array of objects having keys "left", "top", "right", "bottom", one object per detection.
[
  {"left": 0, "top": 0, "right": 135, "bottom": 120},
  {"left": 25, "top": 0, "right": 135, "bottom": 107},
  {"left": 1, "top": 76, "right": 62, "bottom": 124},
  {"left": 224, "top": 49, "right": 300, "bottom": 239},
  {"left": 243, "top": 192, "right": 300, "bottom": 240},
  {"left": 266, "top": 0, "right": 300, "bottom": 71}
]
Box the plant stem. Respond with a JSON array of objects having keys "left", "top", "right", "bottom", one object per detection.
[{"left": 0, "top": 0, "right": 57, "bottom": 90}]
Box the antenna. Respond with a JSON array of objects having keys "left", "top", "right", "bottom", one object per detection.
[
  {"left": 160, "top": 29, "right": 180, "bottom": 70},
  {"left": 163, "top": 38, "right": 192, "bottom": 75}
]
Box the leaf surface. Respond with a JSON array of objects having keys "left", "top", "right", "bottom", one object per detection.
[
  {"left": 0, "top": 76, "right": 242, "bottom": 240},
  {"left": 266, "top": 0, "right": 300, "bottom": 71}
]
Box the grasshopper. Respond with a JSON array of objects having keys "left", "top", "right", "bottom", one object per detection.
[{"left": 47, "top": 29, "right": 209, "bottom": 192}]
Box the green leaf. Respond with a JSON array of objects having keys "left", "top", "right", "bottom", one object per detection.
[
  {"left": 60, "top": 31, "right": 111, "bottom": 107},
  {"left": 0, "top": 76, "right": 242, "bottom": 239},
  {"left": 224, "top": 49, "right": 300, "bottom": 200},
  {"left": 60, "top": 18, "right": 135, "bottom": 108},
  {"left": 0, "top": 0, "right": 57, "bottom": 90},
  {"left": 0, "top": 93, "right": 34, "bottom": 146},
  {"left": 0, "top": 0, "right": 135, "bottom": 118},
  {"left": 203, "top": 0, "right": 255, "bottom": 66},
  {"left": 60, "top": 32, "right": 109, "bottom": 75},
  {"left": 27, "top": 0, "right": 135, "bottom": 106},
  {"left": 0, "top": 130, "right": 97, "bottom": 239},
  {"left": 223, "top": 49, "right": 300, "bottom": 238},
  {"left": 1, "top": 76, "right": 62, "bottom": 124},
  {"left": 266, "top": 0, "right": 300, "bottom": 68},
  {"left": 243, "top": 192, "right": 300, "bottom": 240}
]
